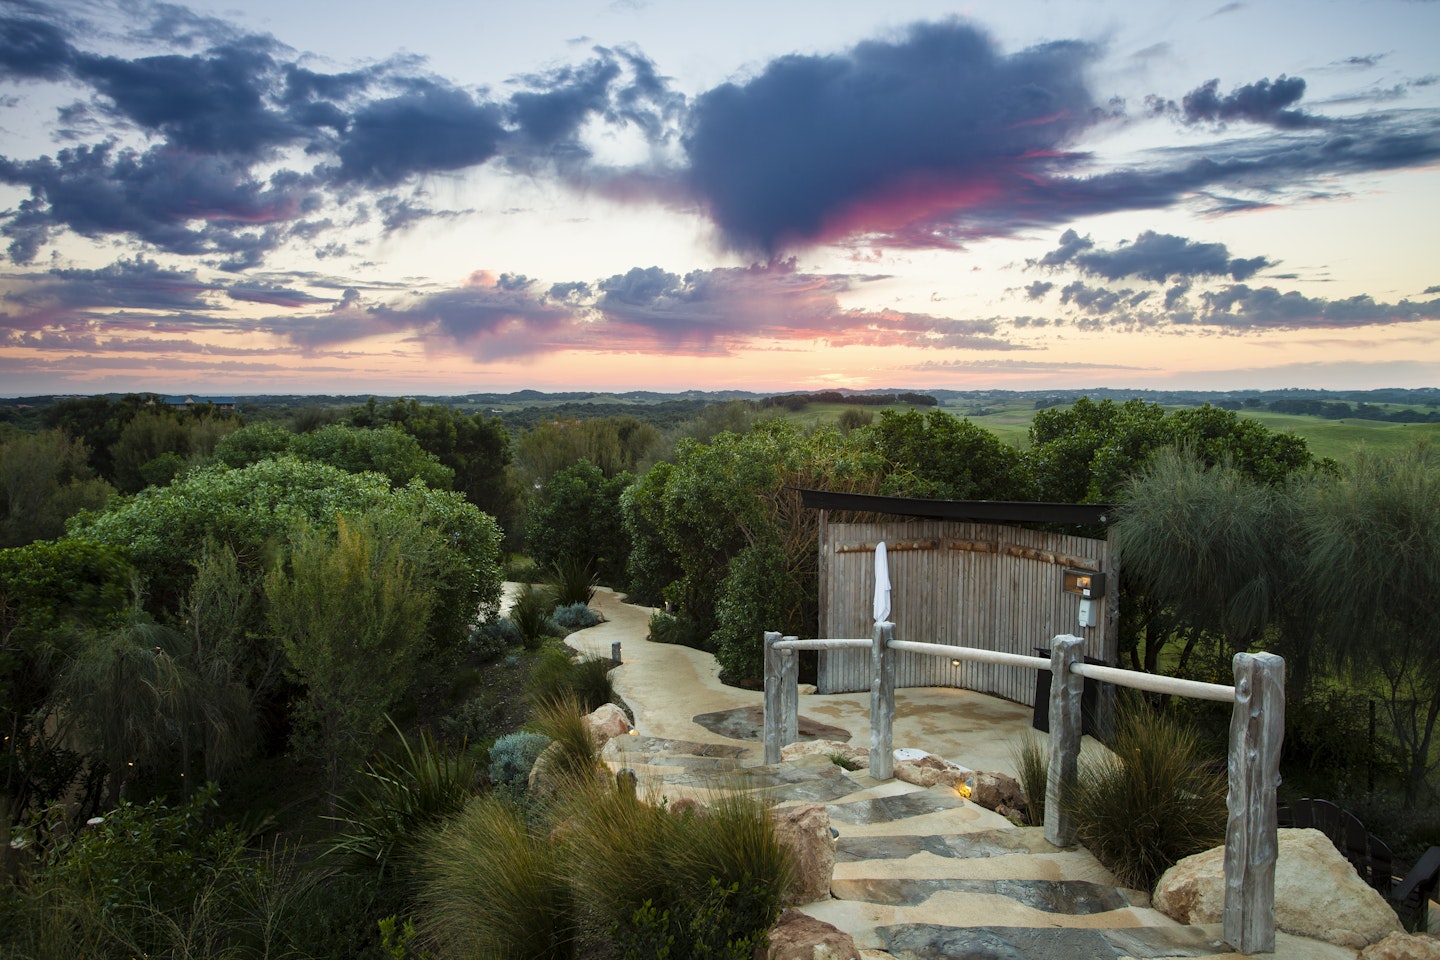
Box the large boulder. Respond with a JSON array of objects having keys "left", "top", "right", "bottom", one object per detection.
[
  {"left": 584, "top": 703, "right": 630, "bottom": 746},
  {"left": 1360, "top": 933, "right": 1440, "bottom": 960},
  {"left": 1154, "top": 828, "right": 1403, "bottom": 949},
  {"left": 758, "top": 908, "right": 859, "bottom": 960},
  {"left": 771, "top": 804, "right": 836, "bottom": 905},
  {"left": 970, "top": 771, "right": 1029, "bottom": 821}
]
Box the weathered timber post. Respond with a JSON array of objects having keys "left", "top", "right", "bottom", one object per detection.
[
  {"left": 780, "top": 636, "right": 799, "bottom": 752},
  {"left": 1044, "top": 634, "right": 1084, "bottom": 847},
  {"left": 1224, "top": 652, "right": 1285, "bottom": 954},
  {"left": 870, "top": 621, "right": 895, "bottom": 779},
  {"left": 763, "top": 631, "right": 783, "bottom": 764}
]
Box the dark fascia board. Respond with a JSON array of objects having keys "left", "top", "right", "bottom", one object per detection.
[{"left": 796, "top": 488, "right": 1115, "bottom": 526}]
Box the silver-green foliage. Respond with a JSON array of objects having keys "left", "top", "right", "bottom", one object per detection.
[{"left": 487, "top": 731, "right": 552, "bottom": 791}]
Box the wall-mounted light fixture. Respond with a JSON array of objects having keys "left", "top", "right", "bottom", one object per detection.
[{"left": 1063, "top": 569, "right": 1105, "bottom": 628}]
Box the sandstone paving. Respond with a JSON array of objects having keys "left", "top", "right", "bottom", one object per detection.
[{"left": 553, "top": 587, "right": 1369, "bottom": 960}]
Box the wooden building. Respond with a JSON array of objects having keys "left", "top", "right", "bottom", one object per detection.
[{"left": 803, "top": 490, "right": 1117, "bottom": 708}]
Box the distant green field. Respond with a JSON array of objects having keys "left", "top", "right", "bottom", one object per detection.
[
  {"left": 1237, "top": 412, "right": 1440, "bottom": 461},
  {"left": 783, "top": 400, "right": 1439, "bottom": 460}
]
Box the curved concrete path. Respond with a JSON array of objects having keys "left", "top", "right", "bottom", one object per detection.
[{"left": 541, "top": 586, "right": 1355, "bottom": 960}]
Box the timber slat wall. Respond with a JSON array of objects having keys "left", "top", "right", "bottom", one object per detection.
[{"left": 818, "top": 519, "right": 1114, "bottom": 703}]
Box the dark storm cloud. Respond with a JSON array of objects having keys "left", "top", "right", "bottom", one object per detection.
[
  {"left": 72, "top": 40, "right": 301, "bottom": 155},
  {"left": 1024, "top": 280, "right": 1053, "bottom": 300},
  {"left": 1180, "top": 75, "right": 1314, "bottom": 128},
  {"left": 332, "top": 81, "right": 507, "bottom": 187},
  {"left": 0, "top": 142, "right": 314, "bottom": 264},
  {"left": 0, "top": 14, "right": 76, "bottom": 80},
  {"left": 1035, "top": 229, "right": 1273, "bottom": 283},
  {"left": 7, "top": 3, "right": 1440, "bottom": 269},
  {"left": 680, "top": 19, "right": 1100, "bottom": 253}
]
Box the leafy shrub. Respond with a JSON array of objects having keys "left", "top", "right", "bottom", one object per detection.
[
  {"left": 487, "top": 732, "right": 551, "bottom": 792},
  {"left": 647, "top": 610, "right": 707, "bottom": 650},
  {"left": 527, "top": 648, "right": 615, "bottom": 713},
  {"left": 467, "top": 618, "right": 520, "bottom": 661},
  {"left": 325, "top": 722, "right": 479, "bottom": 879},
  {"left": 713, "top": 542, "right": 805, "bottom": 684},
  {"left": 548, "top": 556, "right": 598, "bottom": 607},
  {"left": 551, "top": 602, "right": 600, "bottom": 631},
  {"left": 1064, "top": 707, "right": 1226, "bottom": 891},
  {"left": 440, "top": 693, "right": 505, "bottom": 746},
  {"left": 504, "top": 555, "right": 541, "bottom": 583},
  {"left": 416, "top": 794, "right": 578, "bottom": 960},
  {"left": 509, "top": 583, "right": 557, "bottom": 650},
  {"left": 1010, "top": 732, "right": 1048, "bottom": 827}
]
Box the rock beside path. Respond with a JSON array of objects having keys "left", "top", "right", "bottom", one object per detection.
[{"left": 1154, "top": 827, "right": 1402, "bottom": 948}]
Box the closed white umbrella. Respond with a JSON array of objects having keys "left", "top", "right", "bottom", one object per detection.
[{"left": 873, "top": 540, "right": 891, "bottom": 624}]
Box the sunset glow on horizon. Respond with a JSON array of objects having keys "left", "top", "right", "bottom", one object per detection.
[{"left": 1, "top": 0, "right": 1437, "bottom": 397}]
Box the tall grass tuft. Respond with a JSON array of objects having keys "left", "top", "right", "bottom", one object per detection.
[
  {"left": 526, "top": 648, "right": 616, "bottom": 713},
  {"left": 1010, "top": 731, "right": 1048, "bottom": 827},
  {"left": 324, "top": 718, "right": 478, "bottom": 879},
  {"left": 527, "top": 695, "right": 603, "bottom": 789},
  {"left": 1064, "top": 706, "right": 1226, "bottom": 891},
  {"left": 548, "top": 557, "right": 598, "bottom": 607},
  {"left": 558, "top": 779, "right": 793, "bottom": 958},
  {"left": 416, "top": 794, "right": 577, "bottom": 960},
  {"left": 509, "top": 582, "right": 556, "bottom": 650}
]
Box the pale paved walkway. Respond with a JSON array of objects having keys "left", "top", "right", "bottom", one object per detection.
[
  {"left": 534, "top": 586, "right": 1359, "bottom": 960},
  {"left": 562, "top": 585, "right": 1109, "bottom": 777}
]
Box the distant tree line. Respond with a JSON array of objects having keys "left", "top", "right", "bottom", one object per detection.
[
  {"left": 761, "top": 391, "right": 937, "bottom": 411},
  {"left": 1259, "top": 397, "right": 1440, "bottom": 423}
]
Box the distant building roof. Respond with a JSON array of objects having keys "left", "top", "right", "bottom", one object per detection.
[{"left": 796, "top": 488, "right": 1115, "bottom": 526}]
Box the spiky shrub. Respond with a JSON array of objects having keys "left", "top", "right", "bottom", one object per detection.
[
  {"left": 324, "top": 721, "right": 478, "bottom": 879},
  {"left": 1010, "top": 731, "right": 1048, "bottom": 827},
  {"left": 560, "top": 781, "right": 793, "bottom": 958},
  {"left": 526, "top": 649, "right": 616, "bottom": 713},
  {"left": 416, "top": 794, "right": 577, "bottom": 960},
  {"left": 487, "top": 731, "right": 551, "bottom": 793},
  {"left": 548, "top": 557, "right": 598, "bottom": 607},
  {"left": 1063, "top": 707, "right": 1226, "bottom": 891},
  {"left": 509, "top": 583, "right": 557, "bottom": 650},
  {"left": 527, "top": 696, "right": 604, "bottom": 792},
  {"left": 551, "top": 602, "right": 600, "bottom": 631}
]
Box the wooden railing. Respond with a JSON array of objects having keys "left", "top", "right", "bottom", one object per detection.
[{"left": 763, "top": 625, "right": 1285, "bottom": 955}]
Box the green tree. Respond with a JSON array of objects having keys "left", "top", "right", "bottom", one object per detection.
[
  {"left": 0, "top": 540, "right": 129, "bottom": 813},
  {"left": 266, "top": 516, "right": 434, "bottom": 796},
  {"left": 526, "top": 460, "right": 633, "bottom": 587},
  {"left": 0, "top": 428, "right": 114, "bottom": 547},
  {"left": 58, "top": 608, "right": 252, "bottom": 803},
  {"left": 350, "top": 398, "right": 521, "bottom": 536},
  {"left": 871, "top": 408, "right": 1032, "bottom": 500},
  {"left": 649, "top": 421, "right": 885, "bottom": 681},
  {"left": 1305, "top": 442, "right": 1440, "bottom": 805},
  {"left": 291, "top": 424, "right": 454, "bottom": 489}
]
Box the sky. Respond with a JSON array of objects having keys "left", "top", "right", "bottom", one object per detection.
[{"left": 1, "top": 0, "right": 1438, "bottom": 397}]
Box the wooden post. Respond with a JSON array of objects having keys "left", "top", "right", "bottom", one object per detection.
[
  {"left": 870, "top": 621, "right": 895, "bottom": 779},
  {"left": 1224, "top": 652, "right": 1285, "bottom": 955},
  {"left": 763, "top": 631, "right": 783, "bottom": 764},
  {"left": 780, "top": 636, "right": 799, "bottom": 751},
  {"left": 1045, "top": 634, "right": 1084, "bottom": 848}
]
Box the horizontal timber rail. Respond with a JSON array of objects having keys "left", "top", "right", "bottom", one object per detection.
[
  {"left": 762, "top": 624, "right": 1283, "bottom": 954},
  {"left": 772, "top": 637, "right": 873, "bottom": 652}
]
